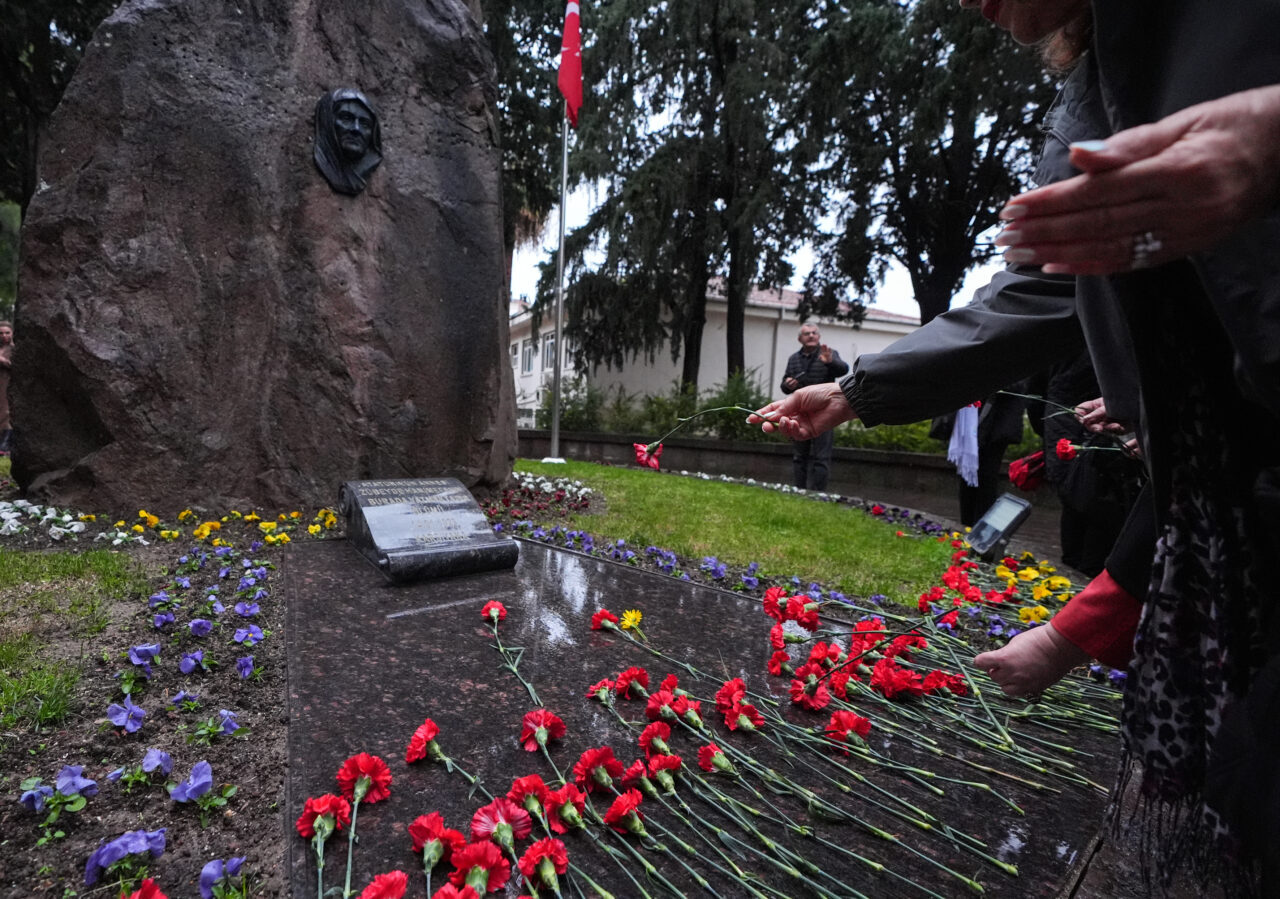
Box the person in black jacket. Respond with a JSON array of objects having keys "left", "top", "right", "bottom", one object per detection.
[{"left": 780, "top": 324, "right": 847, "bottom": 490}]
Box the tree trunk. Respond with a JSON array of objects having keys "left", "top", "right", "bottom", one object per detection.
[{"left": 725, "top": 223, "right": 751, "bottom": 376}]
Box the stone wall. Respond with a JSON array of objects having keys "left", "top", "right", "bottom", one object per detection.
[{"left": 13, "top": 0, "right": 515, "bottom": 511}]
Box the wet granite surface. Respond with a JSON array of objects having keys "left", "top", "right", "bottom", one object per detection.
[{"left": 284, "top": 538, "right": 1121, "bottom": 898}]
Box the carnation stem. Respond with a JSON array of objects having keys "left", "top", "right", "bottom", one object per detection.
[
  {"left": 567, "top": 862, "right": 614, "bottom": 899},
  {"left": 540, "top": 743, "right": 568, "bottom": 787},
  {"left": 342, "top": 797, "right": 360, "bottom": 899},
  {"left": 312, "top": 835, "right": 326, "bottom": 899}
]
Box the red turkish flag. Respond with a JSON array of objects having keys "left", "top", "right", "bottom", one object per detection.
[{"left": 557, "top": 1, "right": 582, "bottom": 128}]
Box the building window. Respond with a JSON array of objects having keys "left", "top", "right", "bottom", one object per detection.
[
  {"left": 521, "top": 338, "right": 536, "bottom": 374},
  {"left": 542, "top": 332, "right": 557, "bottom": 371},
  {"left": 509, "top": 343, "right": 519, "bottom": 370}
]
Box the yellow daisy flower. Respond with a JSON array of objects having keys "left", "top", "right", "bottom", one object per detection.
[
  {"left": 1017, "top": 568, "right": 1040, "bottom": 582},
  {"left": 621, "top": 609, "right": 643, "bottom": 630}
]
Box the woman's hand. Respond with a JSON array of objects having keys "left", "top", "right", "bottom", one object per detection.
[
  {"left": 974, "top": 623, "right": 1090, "bottom": 698},
  {"left": 994, "top": 85, "right": 1280, "bottom": 275},
  {"left": 749, "top": 384, "right": 857, "bottom": 440}
]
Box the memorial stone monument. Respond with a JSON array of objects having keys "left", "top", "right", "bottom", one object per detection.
[{"left": 12, "top": 0, "right": 515, "bottom": 510}]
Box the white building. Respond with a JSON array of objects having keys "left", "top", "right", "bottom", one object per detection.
[{"left": 508, "top": 282, "right": 920, "bottom": 428}]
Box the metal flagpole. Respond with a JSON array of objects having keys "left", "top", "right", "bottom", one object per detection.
[{"left": 545, "top": 106, "right": 570, "bottom": 463}]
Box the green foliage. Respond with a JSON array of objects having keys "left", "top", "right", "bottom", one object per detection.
[
  {"left": 0, "top": 0, "right": 121, "bottom": 210},
  {"left": 515, "top": 459, "right": 954, "bottom": 599},
  {"left": 692, "top": 370, "right": 772, "bottom": 441},
  {"left": 797, "top": 0, "right": 1057, "bottom": 323},
  {"left": 1, "top": 659, "right": 77, "bottom": 729},
  {"left": 535, "top": 377, "right": 605, "bottom": 431},
  {"left": 0, "top": 202, "right": 17, "bottom": 319},
  {"left": 834, "top": 419, "right": 943, "bottom": 454}
]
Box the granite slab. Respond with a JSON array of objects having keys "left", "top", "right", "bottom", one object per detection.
[{"left": 283, "top": 538, "right": 1120, "bottom": 898}]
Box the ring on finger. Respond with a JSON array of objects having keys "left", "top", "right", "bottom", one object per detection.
[{"left": 1129, "top": 231, "right": 1163, "bottom": 270}]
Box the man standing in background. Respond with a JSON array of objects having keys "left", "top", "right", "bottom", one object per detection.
[
  {"left": 0, "top": 321, "right": 13, "bottom": 455},
  {"left": 781, "top": 324, "right": 848, "bottom": 490}
]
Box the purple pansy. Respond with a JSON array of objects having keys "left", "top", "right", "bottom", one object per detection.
[
  {"left": 170, "top": 690, "right": 199, "bottom": 707},
  {"left": 208, "top": 599, "right": 225, "bottom": 615},
  {"left": 106, "top": 695, "right": 146, "bottom": 733},
  {"left": 237, "top": 576, "right": 256, "bottom": 591},
  {"left": 179, "top": 650, "right": 205, "bottom": 675},
  {"left": 148, "top": 590, "right": 172, "bottom": 608},
  {"left": 234, "top": 602, "right": 259, "bottom": 618},
  {"left": 84, "top": 828, "right": 166, "bottom": 885},
  {"left": 142, "top": 748, "right": 173, "bottom": 775},
  {"left": 128, "top": 644, "right": 161, "bottom": 666},
  {"left": 189, "top": 618, "right": 214, "bottom": 638},
  {"left": 55, "top": 765, "right": 99, "bottom": 798},
  {"left": 233, "top": 625, "right": 263, "bottom": 646},
  {"left": 169, "top": 760, "right": 213, "bottom": 802},
  {"left": 153, "top": 611, "right": 175, "bottom": 629},
  {"left": 235, "top": 656, "right": 254, "bottom": 679},
  {"left": 20, "top": 783, "right": 53, "bottom": 812},
  {"left": 252, "top": 587, "right": 269, "bottom": 601},
  {"left": 200, "top": 856, "right": 247, "bottom": 899},
  {"left": 174, "top": 576, "right": 191, "bottom": 589},
  {"left": 217, "top": 709, "right": 240, "bottom": 735},
  {"left": 106, "top": 767, "right": 126, "bottom": 782}
]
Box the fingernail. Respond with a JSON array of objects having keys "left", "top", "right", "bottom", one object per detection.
[
  {"left": 1004, "top": 248, "right": 1037, "bottom": 263},
  {"left": 993, "top": 228, "right": 1021, "bottom": 248},
  {"left": 1070, "top": 139, "right": 1108, "bottom": 152},
  {"left": 999, "top": 204, "right": 1028, "bottom": 221}
]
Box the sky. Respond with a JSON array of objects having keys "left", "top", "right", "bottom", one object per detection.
[{"left": 509, "top": 186, "right": 1006, "bottom": 319}]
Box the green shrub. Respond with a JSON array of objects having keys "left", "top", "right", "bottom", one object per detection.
[
  {"left": 693, "top": 369, "right": 772, "bottom": 442},
  {"left": 535, "top": 377, "right": 605, "bottom": 431},
  {"left": 833, "top": 419, "right": 942, "bottom": 453}
]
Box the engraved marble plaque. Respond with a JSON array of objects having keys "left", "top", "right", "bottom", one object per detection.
[{"left": 338, "top": 478, "right": 519, "bottom": 582}]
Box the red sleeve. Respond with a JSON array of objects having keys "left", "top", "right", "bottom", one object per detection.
[{"left": 1050, "top": 569, "right": 1142, "bottom": 669}]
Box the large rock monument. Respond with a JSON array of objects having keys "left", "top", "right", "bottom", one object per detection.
[{"left": 13, "top": 0, "right": 516, "bottom": 511}]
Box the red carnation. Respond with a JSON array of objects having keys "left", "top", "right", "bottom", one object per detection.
[
  {"left": 644, "top": 688, "right": 686, "bottom": 722},
  {"left": 573, "top": 746, "right": 623, "bottom": 792},
  {"left": 470, "top": 797, "right": 532, "bottom": 845},
  {"left": 648, "top": 753, "right": 683, "bottom": 776},
  {"left": 481, "top": 600, "right": 507, "bottom": 623},
  {"left": 659, "top": 673, "right": 681, "bottom": 693},
  {"left": 829, "top": 670, "right": 852, "bottom": 700},
  {"left": 1055, "top": 438, "right": 1078, "bottom": 461},
  {"left": 638, "top": 721, "right": 671, "bottom": 757},
  {"left": 614, "top": 666, "right": 650, "bottom": 699},
  {"left": 769, "top": 623, "right": 787, "bottom": 650},
  {"left": 357, "top": 870, "right": 408, "bottom": 899},
  {"left": 825, "top": 710, "right": 872, "bottom": 749},
  {"left": 545, "top": 783, "right": 587, "bottom": 834},
  {"left": 789, "top": 661, "right": 832, "bottom": 711},
  {"left": 724, "top": 701, "right": 765, "bottom": 731},
  {"left": 697, "top": 742, "right": 735, "bottom": 775},
  {"left": 870, "top": 657, "right": 925, "bottom": 700},
  {"left": 603, "top": 788, "right": 646, "bottom": 835},
  {"left": 408, "top": 812, "right": 466, "bottom": 864},
  {"left": 507, "top": 774, "right": 552, "bottom": 814},
  {"left": 448, "top": 841, "right": 511, "bottom": 893},
  {"left": 922, "top": 670, "right": 969, "bottom": 697},
  {"left": 870, "top": 504, "right": 885, "bottom": 515},
  {"left": 620, "top": 758, "right": 649, "bottom": 790},
  {"left": 784, "top": 596, "right": 820, "bottom": 631},
  {"left": 585, "top": 677, "right": 614, "bottom": 701},
  {"left": 768, "top": 650, "right": 792, "bottom": 676},
  {"left": 406, "top": 717, "right": 444, "bottom": 764},
  {"left": 715, "top": 678, "right": 747, "bottom": 712},
  {"left": 808, "top": 641, "right": 843, "bottom": 667},
  {"left": 633, "top": 442, "right": 663, "bottom": 469},
  {"left": 762, "top": 586, "right": 788, "bottom": 621},
  {"left": 296, "top": 793, "right": 351, "bottom": 838},
  {"left": 337, "top": 753, "right": 393, "bottom": 804},
  {"left": 518, "top": 837, "right": 569, "bottom": 888},
  {"left": 590, "top": 608, "right": 619, "bottom": 630},
  {"left": 126, "top": 880, "right": 167, "bottom": 899},
  {"left": 519, "top": 709, "right": 567, "bottom": 751},
  {"left": 431, "top": 887, "right": 480, "bottom": 899}
]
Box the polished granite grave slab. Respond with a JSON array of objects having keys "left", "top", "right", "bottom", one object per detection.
[{"left": 284, "top": 538, "right": 1120, "bottom": 898}]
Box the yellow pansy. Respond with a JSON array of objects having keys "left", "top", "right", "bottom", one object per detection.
[
  {"left": 258, "top": 521, "right": 277, "bottom": 533},
  {"left": 78, "top": 514, "right": 97, "bottom": 522},
  {"left": 114, "top": 520, "right": 126, "bottom": 528},
  {"left": 621, "top": 609, "right": 643, "bottom": 630},
  {"left": 290, "top": 510, "right": 302, "bottom": 520},
  {"left": 994, "top": 565, "right": 1014, "bottom": 579},
  {"left": 308, "top": 524, "right": 321, "bottom": 536},
  {"left": 159, "top": 530, "right": 180, "bottom": 541},
  {"left": 1047, "top": 576, "right": 1072, "bottom": 592},
  {"left": 1019, "top": 550, "right": 1036, "bottom": 562},
  {"left": 178, "top": 509, "right": 195, "bottom": 522},
  {"left": 1032, "top": 583, "right": 1051, "bottom": 601},
  {"left": 1039, "top": 562, "right": 1056, "bottom": 574},
  {"left": 243, "top": 512, "right": 261, "bottom": 523},
  {"left": 131, "top": 524, "right": 145, "bottom": 534},
  {"left": 1017, "top": 568, "right": 1040, "bottom": 581},
  {"left": 1018, "top": 605, "right": 1050, "bottom": 624},
  {"left": 277, "top": 533, "right": 291, "bottom": 544}
]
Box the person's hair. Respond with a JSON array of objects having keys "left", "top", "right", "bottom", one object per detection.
[
  {"left": 1039, "top": 8, "right": 1093, "bottom": 73},
  {"left": 0, "top": 321, "right": 11, "bottom": 329}
]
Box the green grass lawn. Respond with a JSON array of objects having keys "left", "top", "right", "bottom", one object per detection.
[{"left": 516, "top": 459, "right": 955, "bottom": 600}]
